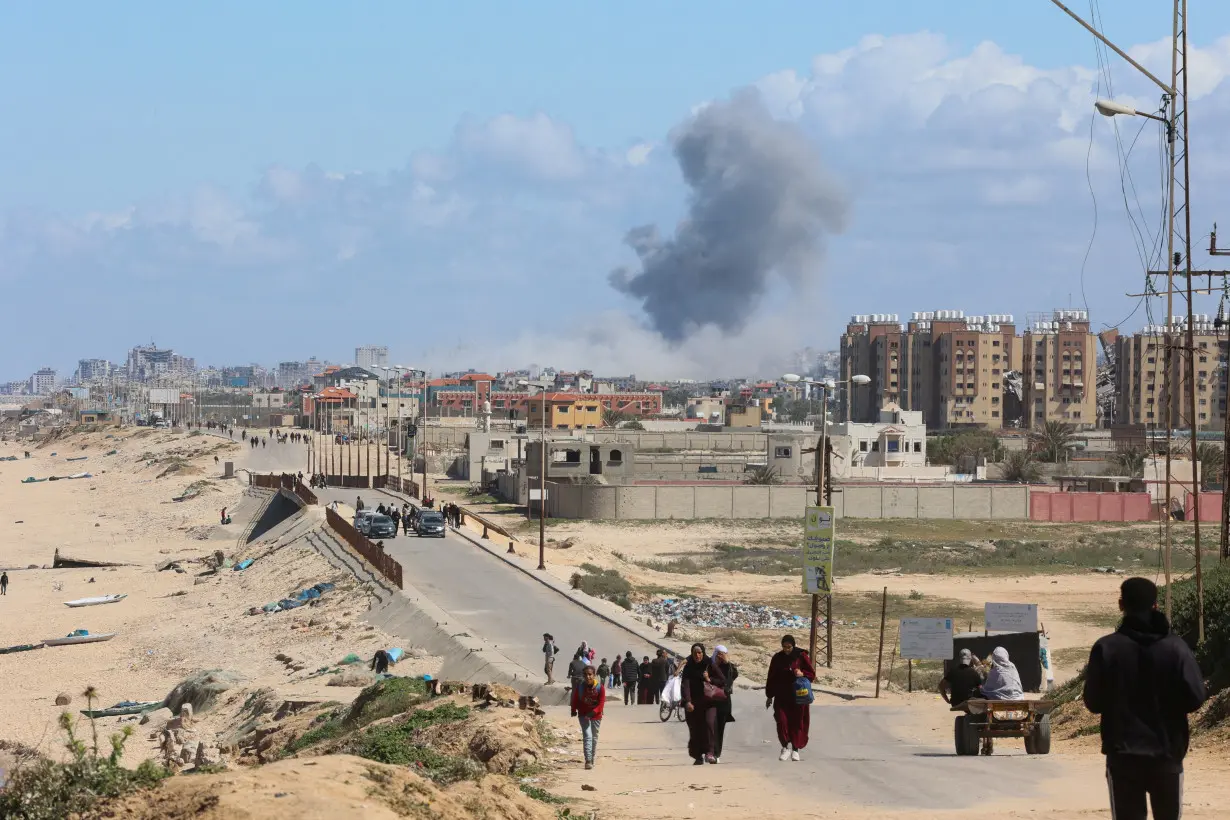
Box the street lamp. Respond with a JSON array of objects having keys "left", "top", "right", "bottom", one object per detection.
[
  {"left": 519, "top": 379, "right": 550, "bottom": 571},
  {"left": 782, "top": 371, "right": 869, "bottom": 669}
]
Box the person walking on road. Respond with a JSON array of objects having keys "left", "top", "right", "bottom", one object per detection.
[
  {"left": 649, "top": 649, "right": 669, "bottom": 704},
  {"left": 597, "top": 657, "right": 611, "bottom": 689},
  {"left": 621, "top": 652, "right": 639, "bottom": 705},
  {"left": 712, "top": 645, "right": 737, "bottom": 763},
  {"left": 0, "top": 571, "right": 8, "bottom": 595},
  {"left": 611, "top": 655, "right": 622, "bottom": 688},
  {"left": 571, "top": 665, "right": 605, "bottom": 770},
  {"left": 566, "top": 652, "right": 588, "bottom": 693},
  {"left": 638, "top": 656, "right": 653, "bottom": 705},
  {"left": 542, "top": 634, "right": 559, "bottom": 685},
  {"left": 1084, "top": 577, "right": 1205, "bottom": 820},
  {"left": 766, "top": 634, "right": 816, "bottom": 762},
  {"left": 680, "top": 642, "right": 725, "bottom": 765}
]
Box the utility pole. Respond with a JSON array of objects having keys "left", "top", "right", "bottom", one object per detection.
[{"left": 1055, "top": 0, "right": 1203, "bottom": 641}]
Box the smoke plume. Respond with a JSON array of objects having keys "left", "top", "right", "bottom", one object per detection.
[{"left": 609, "top": 90, "right": 847, "bottom": 341}]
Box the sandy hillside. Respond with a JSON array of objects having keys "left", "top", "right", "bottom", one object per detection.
[{"left": 0, "top": 429, "right": 437, "bottom": 759}]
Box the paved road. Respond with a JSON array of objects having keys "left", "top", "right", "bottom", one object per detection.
[{"left": 237, "top": 439, "right": 1057, "bottom": 809}]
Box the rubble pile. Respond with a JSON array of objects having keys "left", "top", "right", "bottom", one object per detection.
[{"left": 637, "top": 597, "right": 808, "bottom": 629}]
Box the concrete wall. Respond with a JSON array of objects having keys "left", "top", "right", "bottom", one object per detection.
[
  {"left": 1030, "top": 491, "right": 1152, "bottom": 522},
  {"left": 833, "top": 483, "right": 1031, "bottom": 519},
  {"left": 545, "top": 482, "right": 811, "bottom": 520}
]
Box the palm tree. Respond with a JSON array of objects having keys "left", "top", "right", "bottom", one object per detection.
[
  {"left": 1111, "top": 447, "right": 1146, "bottom": 478},
  {"left": 744, "top": 465, "right": 781, "bottom": 485},
  {"left": 1031, "top": 420, "right": 1076, "bottom": 463},
  {"left": 601, "top": 409, "right": 629, "bottom": 428},
  {"left": 1000, "top": 450, "right": 1042, "bottom": 483},
  {"left": 1195, "top": 442, "right": 1224, "bottom": 490}
]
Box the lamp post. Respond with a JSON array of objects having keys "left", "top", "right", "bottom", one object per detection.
[
  {"left": 520, "top": 379, "right": 550, "bottom": 570},
  {"left": 1053, "top": 0, "right": 1198, "bottom": 635},
  {"left": 783, "top": 372, "right": 870, "bottom": 668}
]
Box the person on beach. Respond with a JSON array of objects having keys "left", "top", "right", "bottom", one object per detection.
[
  {"left": 712, "top": 645, "right": 738, "bottom": 763},
  {"left": 766, "top": 635, "right": 816, "bottom": 762},
  {"left": 1, "top": 572, "right": 8, "bottom": 595},
  {"left": 570, "top": 665, "right": 605, "bottom": 770},
  {"left": 621, "top": 652, "right": 638, "bottom": 705},
  {"left": 680, "top": 642, "right": 725, "bottom": 765},
  {"left": 1085, "top": 577, "right": 1205, "bottom": 820}
]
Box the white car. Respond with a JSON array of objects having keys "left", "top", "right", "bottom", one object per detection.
[{"left": 353, "top": 509, "right": 377, "bottom": 535}]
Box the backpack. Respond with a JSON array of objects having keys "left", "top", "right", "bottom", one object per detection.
[{"left": 794, "top": 676, "right": 814, "bottom": 705}]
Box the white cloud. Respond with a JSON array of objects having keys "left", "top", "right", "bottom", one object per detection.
[{"left": 7, "top": 31, "right": 1230, "bottom": 377}]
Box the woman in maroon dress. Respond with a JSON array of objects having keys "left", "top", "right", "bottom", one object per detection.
[
  {"left": 680, "top": 642, "right": 726, "bottom": 765},
  {"left": 765, "top": 634, "right": 816, "bottom": 761}
]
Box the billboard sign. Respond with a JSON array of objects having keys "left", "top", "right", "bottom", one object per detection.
[
  {"left": 802, "top": 505, "right": 835, "bottom": 594},
  {"left": 148, "top": 388, "right": 178, "bottom": 405},
  {"left": 985, "top": 602, "right": 1039, "bottom": 633},
  {"left": 899, "top": 618, "right": 954, "bottom": 660}
]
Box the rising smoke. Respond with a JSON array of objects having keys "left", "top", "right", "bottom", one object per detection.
[{"left": 609, "top": 90, "right": 848, "bottom": 341}]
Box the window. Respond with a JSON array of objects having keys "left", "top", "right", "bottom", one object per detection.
[
  {"left": 871, "top": 441, "right": 880, "bottom": 452},
  {"left": 774, "top": 446, "right": 792, "bottom": 458},
  {"left": 491, "top": 439, "right": 505, "bottom": 449},
  {"left": 993, "top": 340, "right": 1000, "bottom": 347},
  {"left": 609, "top": 449, "right": 623, "bottom": 463},
  {"left": 991, "top": 410, "right": 1000, "bottom": 418},
  {"left": 1073, "top": 411, "right": 1081, "bottom": 418},
  {"left": 859, "top": 440, "right": 868, "bottom": 452},
  {"left": 887, "top": 439, "right": 900, "bottom": 452},
  {"left": 913, "top": 441, "right": 922, "bottom": 452}
]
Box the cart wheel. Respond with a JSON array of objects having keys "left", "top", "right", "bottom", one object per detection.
[
  {"left": 1026, "top": 714, "right": 1052, "bottom": 755},
  {"left": 659, "top": 702, "right": 672, "bottom": 723},
  {"left": 954, "top": 715, "right": 979, "bottom": 756}
]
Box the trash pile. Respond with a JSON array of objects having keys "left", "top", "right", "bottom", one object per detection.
[
  {"left": 636, "top": 597, "right": 808, "bottom": 629},
  {"left": 249, "top": 581, "right": 336, "bottom": 615}
]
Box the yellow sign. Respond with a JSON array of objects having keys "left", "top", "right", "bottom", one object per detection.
[{"left": 803, "top": 505, "right": 835, "bottom": 594}]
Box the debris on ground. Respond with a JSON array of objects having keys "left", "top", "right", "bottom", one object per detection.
[{"left": 636, "top": 597, "right": 808, "bottom": 629}]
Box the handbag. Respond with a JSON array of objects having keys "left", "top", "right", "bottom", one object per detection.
[
  {"left": 703, "top": 680, "right": 727, "bottom": 702},
  {"left": 794, "top": 676, "right": 815, "bottom": 705}
]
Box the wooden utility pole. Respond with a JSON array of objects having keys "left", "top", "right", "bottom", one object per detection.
[{"left": 874, "top": 586, "right": 888, "bottom": 699}]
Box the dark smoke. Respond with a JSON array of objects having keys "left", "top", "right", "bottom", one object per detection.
[{"left": 609, "top": 90, "right": 847, "bottom": 341}]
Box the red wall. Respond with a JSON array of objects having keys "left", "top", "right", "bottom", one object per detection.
[
  {"left": 1185, "top": 492, "right": 1223, "bottom": 522},
  {"left": 1030, "top": 492, "right": 1152, "bottom": 522}
]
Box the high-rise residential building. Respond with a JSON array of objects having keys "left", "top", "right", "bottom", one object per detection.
[
  {"left": 126, "top": 344, "right": 194, "bottom": 382},
  {"left": 355, "top": 345, "right": 389, "bottom": 370},
  {"left": 75, "top": 359, "right": 113, "bottom": 383},
  {"left": 29, "top": 367, "right": 57, "bottom": 394},
  {"left": 1022, "top": 310, "right": 1098, "bottom": 428},
  {"left": 840, "top": 311, "right": 1022, "bottom": 429},
  {"left": 277, "top": 361, "right": 310, "bottom": 388},
  {"left": 1114, "top": 314, "right": 1226, "bottom": 430}
]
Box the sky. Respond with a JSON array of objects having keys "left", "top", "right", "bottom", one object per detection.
[{"left": 5, "top": 1, "right": 1230, "bottom": 380}]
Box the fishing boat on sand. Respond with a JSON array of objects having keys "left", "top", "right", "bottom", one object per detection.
[
  {"left": 43, "top": 630, "right": 116, "bottom": 647},
  {"left": 80, "top": 700, "right": 163, "bottom": 719},
  {"left": 64, "top": 594, "right": 127, "bottom": 608}
]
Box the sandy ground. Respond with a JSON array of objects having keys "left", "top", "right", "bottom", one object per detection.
[{"left": 0, "top": 430, "right": 437, "bottom": 761}]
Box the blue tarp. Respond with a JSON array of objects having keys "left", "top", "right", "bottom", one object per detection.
[{"left": 233, "top": 559, "right": 254, "bottom": 571}]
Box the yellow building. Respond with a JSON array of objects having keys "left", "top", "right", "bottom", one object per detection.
[{"left": 526, "top": 393, "right": 603, "bottom": 429}]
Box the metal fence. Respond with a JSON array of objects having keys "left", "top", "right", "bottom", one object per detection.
[{"left": 325, "top": 507, "right": 404, "bottom": 589}]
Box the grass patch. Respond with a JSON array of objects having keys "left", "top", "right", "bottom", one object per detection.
[
  {"left": 571, "top": 567, "right": 632, "bottom": 610},
  {"left": 1053, "top": 646, "right": 1092, "bottom": 670},
  {"left": 286, "top": 716, "right": 346, "bottom": 754},
  {"left": 344, "top": 676, "right": 430, "bottom": 728},
  {"left": 768, "top": 590, "right": 984, "bottom": 630},
  {"left": 888, "top": 659, "right": 944, "bottom": 691},
  {"left": 629, "top": 542, "right": 800, "bottom": 576},
  {"left": 520, "top": 784, "right": 567, "bottom": 804},
  {"left": 347, "top": 704, "right": 479, "bottom": 784}
]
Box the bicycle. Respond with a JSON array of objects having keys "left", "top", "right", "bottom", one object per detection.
[{"left": 659, "top": 698, "right": 687, "bottom": 722}]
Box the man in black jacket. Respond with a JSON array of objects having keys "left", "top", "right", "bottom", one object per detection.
[
  {"left": 649, "top": 650, "right": 670, "bottom": 704},
  {"left": 620, "top": 652, "right": 639, "bottom": 705},
  {"left": 1083, "top": 577, "right": 1205, "bottom": 820}
]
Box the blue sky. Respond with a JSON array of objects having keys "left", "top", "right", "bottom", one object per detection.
[{"left": 4, "top": 1, "right": 1230, "bottom": 379}]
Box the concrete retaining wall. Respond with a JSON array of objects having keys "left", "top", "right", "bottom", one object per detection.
[{"left": 833, "top": 483, "right": 1030, "bottom": 519}]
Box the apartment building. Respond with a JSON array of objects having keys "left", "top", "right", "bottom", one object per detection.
[
  {"left": 354, "top": 345, "right": 389, "bottom": 370},
  {"left": 1115, "top": 314, "right": 1226, "bottom": 430},
  {"left": 527, "top": 394, "right": 604, "bottom": 429},
  {"left": 841, "top": 311, "right": 1021, "bottom": 429},
  {"left": 1022, "top": 310, "right": 1098, "bottom": 429}
]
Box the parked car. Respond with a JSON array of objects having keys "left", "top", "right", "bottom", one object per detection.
[
  {"left": 353, "top": 509, "right": 377, "bottom": 535},
  {"left": 367, "top": 514, "right": 397, "bottom": 539},
  {"left": 416, "top": 511, "right": 446, "bottom": 538}
]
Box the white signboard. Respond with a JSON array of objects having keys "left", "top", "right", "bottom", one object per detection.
[
  {"left": 899, "top": 618, "right": 954, "bottom": 660},
  {"left": 529, "top": 488, "right": 549, "bottom": 501},
  {"left": 985, "top": 602, "right": 1038, "bottom": 633},
  {"left": 148, "top": 388, "right": 178, "bottom": 405}
]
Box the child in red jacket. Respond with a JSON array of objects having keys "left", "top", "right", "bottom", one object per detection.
[{"left": 570, "top": 665, "right": 605, "bottom": 769}]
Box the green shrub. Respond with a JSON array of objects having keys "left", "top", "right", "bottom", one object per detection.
[
  {"left": 345, "top": 676, "right": 430, "bottom": 728},
  {"left": 570, "top": 567, "right": 632, "bottom": 604},
  {"left": 1170, "top": 562, "right": 1230, "bottom": 695},
  {"left": 0, "top": 710, "right": 169, "bottom": 819},
  {"left": 347, "top": 703, "right": 477, "bottom": 784}
]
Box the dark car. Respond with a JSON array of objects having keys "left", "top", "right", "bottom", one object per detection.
[
  {"left": 368, "top": 514, "right": 397, "bottom": 539},
  {"left": 416, "top": 511, "right": 446, "bottom": 538}
]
